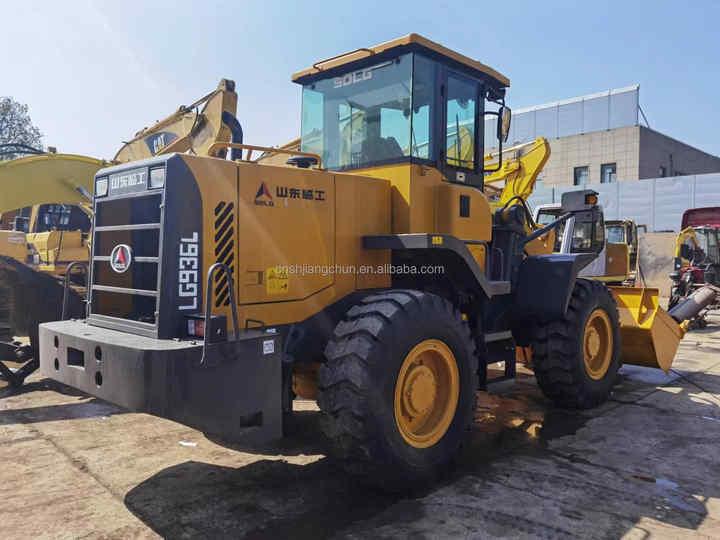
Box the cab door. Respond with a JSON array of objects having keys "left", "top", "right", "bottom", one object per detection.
[{"left": 442, "top": 72, "right": 482, "bottom": 186}]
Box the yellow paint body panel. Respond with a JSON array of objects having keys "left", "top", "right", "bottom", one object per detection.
[
  {"left": 26, "top": 230, "right": 88, "bottom": 270},
  {"left": 182, "top": 156, "right": 391, "bottom": 329},
  {"left": 610, "top": 286, "right": 685, "bottom": 372},
  {"left": 0, "top": 231, "right": 27, "bottom": 261},
  {"left": 605, "top": 243, "right": 630, "bottom": 280}
]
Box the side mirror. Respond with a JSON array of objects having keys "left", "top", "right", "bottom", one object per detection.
[{"left": 497, "top": 106, "right": 512, "bottom": 143}]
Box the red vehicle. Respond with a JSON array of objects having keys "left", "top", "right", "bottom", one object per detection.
[{"left": 669, "top": 207, "right": 720, "bottom": 322}]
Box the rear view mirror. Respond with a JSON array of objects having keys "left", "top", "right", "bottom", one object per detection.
[{"left": 497, "top": 106, "right": 512, "bottom": 143}]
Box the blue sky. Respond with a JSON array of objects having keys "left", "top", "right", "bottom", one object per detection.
[{"left": 3, "top": 0, "right": 719, "bottom": 158}]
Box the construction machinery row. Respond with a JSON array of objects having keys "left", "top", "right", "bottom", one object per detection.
[{"left": 0, "top": 80, "right": 241, "bottom": 385}]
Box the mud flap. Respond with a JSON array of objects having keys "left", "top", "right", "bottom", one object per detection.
[{"left": 609, "top": 287, "right": 684, "bottom": 372}]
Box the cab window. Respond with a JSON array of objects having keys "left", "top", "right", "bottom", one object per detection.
[
  {"left": 36, "top": 204, "right": 91, "bottom": 233},
  {"left": 606, "top": 225, "right": 625, "bottom": 244},
  {"left": 445, "top": 74, "right": 477, "bottom": 169}
]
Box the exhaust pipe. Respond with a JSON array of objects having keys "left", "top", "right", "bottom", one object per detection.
[{"left": 667, "top": 285, "right": 719, "bottom": 323}]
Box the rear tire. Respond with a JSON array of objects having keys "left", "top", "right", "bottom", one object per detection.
[
  {"left": 530, "top": 279, "right": 621, "bottom": 409},
  {"left": 318, "top": 290, "right": 477, "bottom": 490}
]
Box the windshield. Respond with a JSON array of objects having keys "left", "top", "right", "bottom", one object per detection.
[
  {"left": 301, "top": 53, "right": 429, "bottom": 171},
  {"left": 606, "top": 225, "right": 625, "bottom": 244}
]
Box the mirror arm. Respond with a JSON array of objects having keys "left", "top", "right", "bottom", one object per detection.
[{"left": 522, "top": 212, "right": 573, "bottom": 247}]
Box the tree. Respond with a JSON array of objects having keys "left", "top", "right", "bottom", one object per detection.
[{"left": 0, "top": 97, "right": 43, "bottom": 160}]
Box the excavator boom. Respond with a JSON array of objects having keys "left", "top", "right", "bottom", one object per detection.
[
  {"left": 113, "top": 79, "right": 239, "bottom": 162},
  {"left": 0, "top": 153, "right": 103, "bottom": 215}
]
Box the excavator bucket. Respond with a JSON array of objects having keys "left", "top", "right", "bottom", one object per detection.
[{"left": 609, "top": 286, "right": 684, "bottom": 372}]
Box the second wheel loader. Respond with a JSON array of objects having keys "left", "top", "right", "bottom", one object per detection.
[{"left": 39, "top": 34, "right": 708, "bottom": 489}]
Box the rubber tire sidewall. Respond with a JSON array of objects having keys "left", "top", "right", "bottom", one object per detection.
[{"left": 363, "top": 296, "right": 476, "bottom": 483}]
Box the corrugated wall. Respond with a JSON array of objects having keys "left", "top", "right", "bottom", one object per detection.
[{"left": 527, "top": 172, "right": 720, "bottom": 231}]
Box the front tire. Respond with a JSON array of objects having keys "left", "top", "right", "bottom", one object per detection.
[
  {"left": 530, "top": 279, "right": 621, "bottom": 409},
  {"left": 318, "top": 290, "right": 478, "bottom": 490}
]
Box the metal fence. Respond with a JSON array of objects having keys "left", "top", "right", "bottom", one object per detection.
[
  {"left": 527, "top": 172, "right": 720, "bottom": 232},
  {"left": 486, "top": 85, "right": 640, "bottom": 147}
]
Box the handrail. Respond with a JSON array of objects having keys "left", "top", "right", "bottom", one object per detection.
[
  {"left": 61, "top": 261, "right": 89, "bottom": 320},
  {"left": 200, "top": 262, "right": 240, "bottom": 367},
  {"left": 312, "top": 47, "right": 374, "bottom": 71},
  {"left": 207, "top": 142, "right": 322, "bottom": 169}
]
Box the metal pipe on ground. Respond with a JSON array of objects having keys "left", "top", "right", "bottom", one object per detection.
[{"left": 668, "top": 286, "right": 719, "bottom": 323}]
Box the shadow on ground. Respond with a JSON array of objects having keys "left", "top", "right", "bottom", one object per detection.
[
  {"left": 4, "top": 326, "right": 720, "bottom": 538},
  {"left": 123, "top": 364, "right": 720, "bottom": 539}
]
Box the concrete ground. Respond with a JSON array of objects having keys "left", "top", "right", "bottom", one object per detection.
[{"left": 2, "top": 316, "right": 720, "bottom": 539}]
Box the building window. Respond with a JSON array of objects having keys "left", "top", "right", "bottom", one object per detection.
[
  {"left": 600, "top": 163, "right": 617, "bottom": 183},
  {"left": 574, "top": 166, "right": 589, "bottom": 185},
  {"left": 659, "top": 166, "right": 667, "bottom": 178}
]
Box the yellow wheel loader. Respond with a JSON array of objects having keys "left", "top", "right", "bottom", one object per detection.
[
  {"left": 37, "top": 35, "right": 711, "bottom": 489},
  {"left": 0, "top": 80, "right": 241, "bottom": 387}
]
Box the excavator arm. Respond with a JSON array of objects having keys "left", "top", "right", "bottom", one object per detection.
[
  {"left": 674, "top": 226, "right": 703, "bottom": 261},
  {"left": 113, "top": 79, "right": 240, "bottom": 162},
  {"left": 484, "top": 137, "right": 554, "bottom": 255},
  {"left": 484, "top": 137, "right": 551, "bottom": 208}
]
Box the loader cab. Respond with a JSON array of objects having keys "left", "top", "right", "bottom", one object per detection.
[{"left": 293, "top": 34, "right": 511, "bottom": 189}]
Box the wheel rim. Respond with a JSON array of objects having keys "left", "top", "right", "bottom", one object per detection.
[
  {"left": 583, "top": 309, "right": 613, "bottom": 380},
  {"left": 394, "top": 339, "right": 460, "bottom": 448}
]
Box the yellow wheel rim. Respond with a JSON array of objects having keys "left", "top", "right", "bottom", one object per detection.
[
  {"left": 583, "top": 309, "right": 613, "bottom": 380},
  {"left": 394, "top": 339, "right": 460, "bottom": 448}
]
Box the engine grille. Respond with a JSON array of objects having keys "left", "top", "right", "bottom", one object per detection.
[{"left": 89, "top": 191, "right": 163, "bottom": 335}]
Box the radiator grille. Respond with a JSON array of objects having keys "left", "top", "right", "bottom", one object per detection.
[
  {"left": 90, "top": 192, "right": 162, "bottom": 328},
  {"left": 214, "top": 201, "right": 235, "bottom": 307}
]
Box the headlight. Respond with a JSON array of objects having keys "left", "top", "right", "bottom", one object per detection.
[
  {"left": 95, "top": 176, "right": 108, "bottom": 197},
  {"left": 149, "top": 167, "right": 165, "bottom": 189}
]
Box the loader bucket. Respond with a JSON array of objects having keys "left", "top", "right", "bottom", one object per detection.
[{"left": 609, "top": 286, "right": 685, "bottom": 373}]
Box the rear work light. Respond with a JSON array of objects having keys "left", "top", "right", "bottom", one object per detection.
[
  {"left": 187, "top": 318, "right": 205, "bottom": 338},
  {"left": 95, "top": 176, "right": 109, "bottom": 197},
  {"left": 186, "top": 314, "right": 228, "bottom": 343},
  {"left": 149, "top": 167, "right": 166, "bottom": 189}
]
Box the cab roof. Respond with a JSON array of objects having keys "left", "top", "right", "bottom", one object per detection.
[
  {"left": 292, "top": 33, "right": 510, "bottom": 88},
  {"left": 682, "top": 207, "right": 720, "bottom": 229}
]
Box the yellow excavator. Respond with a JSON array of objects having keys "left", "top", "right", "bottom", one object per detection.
[
  {"left": 0, "top": 79, "right": 241, "bottom": 386},
  {"left": 39, "top": 35, "right": 716, "bottom": 490}
]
